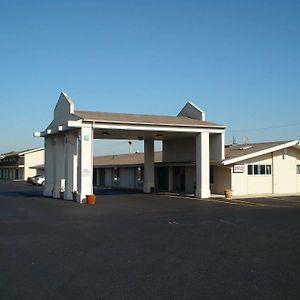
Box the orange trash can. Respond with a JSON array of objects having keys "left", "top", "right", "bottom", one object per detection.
[{"left": 86, "top": 194, "right": 96, "bottom": 205}]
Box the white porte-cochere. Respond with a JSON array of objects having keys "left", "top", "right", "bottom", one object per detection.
[{"left": 34, "top": 92, "right": 225, "bottom": 203}]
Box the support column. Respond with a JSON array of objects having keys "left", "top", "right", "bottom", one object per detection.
[
  {"left": 64, "top": 131, "right": 78, "bottom": 200},
  {"left": 53, "top": 134, "right": 65, "bottom": 198},
  {"left": 195, "top": 132, "right": 211, "bottom": 199},
  {"left": 168, "top": 167, "right": 173, "bottom": 192},
  {"left": 143, "top": 138, "right": 155, "bottom": 193},
  {"left": 44, "top": 136, "right": 55, "bottom": 196},
  {"left": 77, "top": 126, "right": 93, "bottom": 203}
]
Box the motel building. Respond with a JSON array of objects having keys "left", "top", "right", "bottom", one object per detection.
[
  {"left": 0, "top": 148, "right": 44, "bottom": 181},
  {"left": 34, "top": 93, "right": 300, "bottom": 203},
  {"left": 93, "top": 140, "right": 300, "bottom": 196},
  {"left": 34, "top": 92, "right": 225, "bottom": 203},
  {"left": 213, "top": 141, "right": 300, "bottom": 195}
]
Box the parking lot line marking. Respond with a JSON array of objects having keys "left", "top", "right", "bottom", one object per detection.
[
  {"left": 160, "top": 194, "right": 260, "bottom": 207},
  {"left": 159, "top": 194, "right": 290, "bottom": 208},
  {"left": 266, "top": 198, "right": 300, "bottom": 204}
]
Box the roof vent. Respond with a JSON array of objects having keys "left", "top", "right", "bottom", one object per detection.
[{"left": 239, "top": 145, "right": 253, "bottom": 150}]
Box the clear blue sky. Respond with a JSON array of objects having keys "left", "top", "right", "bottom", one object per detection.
[{"left": 1, "top": 0, "right": 299, "bottom": 155}]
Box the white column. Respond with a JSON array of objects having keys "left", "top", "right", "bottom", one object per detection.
[
  {"left": 43, "top": 136, "right": 55, "bottom": 196},
  {"left": 143, "top": 138, "right": 155, "bottom": 193},
  {"left": 168, "top": 167, "right": 173, "bottom": 192},
  {"left": 77, "top": 126, "right": 93, "bottom": 203},
  {"left": 195, "top": 132, "right": 211, "bottom": 199},
  {"left": 53, "top": 134, "right": 65, "bottom": 198},
  {"left": 64, "top": 131, "right": 78, "bottom": 200}
]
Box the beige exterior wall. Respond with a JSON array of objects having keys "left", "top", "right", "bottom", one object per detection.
[
  {"left": 228, "top": 148, "right": 300, "bottom": 196},
  {"left": 231, "top": 169, "right": 248, "bottom": 196},
  {"left": 273, "top": 148, "right": 297, "bottom": 194},
  {"left": 296, "top": 150, "right": 300, "bottom": 192},
  {"left": 163, "top": 137, "right": 195, "bottom": 163},
  {"left": 24, "top": 149, "right": 45, "bottom": 180},
  {"left": 163, "top": 135, "right": 224, "bottom": 163},
  {"left": 211, "top": 165, "right": 231, "bottom": 194},
  {"left": 232, "top": 153, "right": 273, "bottom": 196}
]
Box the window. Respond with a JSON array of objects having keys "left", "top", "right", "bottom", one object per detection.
[
  {"left": 297, "top": 165, "right": 300, "bottom": 174},
  {"left": 248, "top": 165, "right": 253, "bottom": 175},
  {"left": 266, "top": 165, "right": 272, "bottom": 175},
  {"left": 248, "top": 164, "right": 272, "bottom": 175}
]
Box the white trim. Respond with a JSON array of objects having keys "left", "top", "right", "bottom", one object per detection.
[
  {"left": 33, "top": 131, "right": 41, "bottom": 137},
  {"left": 19, "top": 147, "right": 44, "bottom": 155},
  {"left": 38, "top": 125, "right": 75, "bottom": 137},
  {"left": 223, "top": 140, "right": 299, "bottom": 165},
  {"left": 67, "top": 120, "right": 225, "bottom": 134},
  {"left": 78, "top": 118, "right": 223, "bottom": 129}
]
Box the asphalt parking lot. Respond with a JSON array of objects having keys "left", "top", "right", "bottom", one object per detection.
[{"left": 1, "top": 181, "right": 300, "bottom": 300}]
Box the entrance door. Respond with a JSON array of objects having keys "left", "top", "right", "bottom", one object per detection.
[
  {"left": 93, "top": 169, "right": 97, "bottom": 186},
  {"left": 173, "top": 167, "right": 185, "bottom": 192},
  {"left": 99, "top": 169, "right": 105, "bottom": 186},
  {"left": 157, "top": 167, "right": 168, "bottom": 191}
]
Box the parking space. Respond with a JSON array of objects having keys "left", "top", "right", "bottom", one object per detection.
[
  {"left": 1, "top": 181, "right": 300, "bottom": 299},
  {"left": 160, "top": 191, "right": 300, "bottom": 208}
]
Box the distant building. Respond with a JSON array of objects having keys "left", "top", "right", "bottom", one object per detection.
[
  {"left": 0, "top": 148, "right": 44, "bottom": 180},
  {"left": 29, "top": 140, "right": 300, "bottom": 196}
]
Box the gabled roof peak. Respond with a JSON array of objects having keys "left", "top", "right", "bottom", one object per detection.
[{"left": 177, "top": 101, "right": 205, "bottom": 121}]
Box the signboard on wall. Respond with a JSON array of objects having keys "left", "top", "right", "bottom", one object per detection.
[
  {"left": 82, "top": 168, "right": 92, "bottom": 176},
  {"left": 233, "top": 164, "right": 245, "bottom": 173}
]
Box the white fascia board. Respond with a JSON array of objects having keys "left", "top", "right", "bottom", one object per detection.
[
  {"left": 36, "top": 125, "right": 72, "bottom": 137},
  {"left": 222, "top": 140, "right": 299, "bottom": 166},
  {"left": 91, "top": 123, "right": 225, "bottom": 134},
  {"left": 67, "top": 120, "right": 225, "bottom": 134},
  {"left": 33, "top": 131, "right": 41, "bottom": 137},
  {"left": 33, "top": 130, "right": 49, "bottom": 137},
  {"left": 68, "top": 120, "right": 93, "bottom": 128},
  {"left": 19, "top": 147, "right": 44, "bottom": 156}
]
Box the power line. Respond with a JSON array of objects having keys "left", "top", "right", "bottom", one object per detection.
[{"left": 228, "top": 122, "right": 300, "bottom": 133}]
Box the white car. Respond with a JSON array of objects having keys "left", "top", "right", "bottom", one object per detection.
[{"left": 32, "top": 175, "right": 45, "bottom": 186}]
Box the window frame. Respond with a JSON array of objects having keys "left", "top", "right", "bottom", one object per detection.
[{"left": 247, "top": 164, "right": 272, "bottom": 175}]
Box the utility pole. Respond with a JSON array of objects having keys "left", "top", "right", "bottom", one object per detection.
[{"left": 128, "top": 141, "right": 132, "bottom": 153}]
